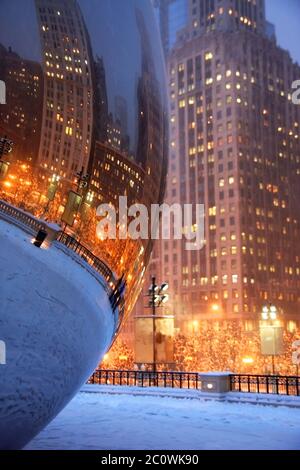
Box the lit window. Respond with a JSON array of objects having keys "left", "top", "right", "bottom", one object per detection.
[{"left": 205, "top": 52, "right": 213, "bottom": 61}]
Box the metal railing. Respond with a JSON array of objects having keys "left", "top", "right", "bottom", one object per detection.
[
  {"left": 56, "top": 232, "right": 116, "bottom": 286},
  {"left": 230, "top": 374, "right": 300, "bottom": 396},
  {"left": 0, "top": 199, "right": 45, "bottom": 236},
  {"left": 89, "top": 369, "right": 200, "bottom": 389},
  {"left": 88, "top": 370, "right": 300, "bottom": 397},
  {"left": 0, "top": 199, "right": 124, "bottom": 315}
]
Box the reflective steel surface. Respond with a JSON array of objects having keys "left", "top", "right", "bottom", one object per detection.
[{"left": 0, "top": 0, "right": 168, "bottom": 320}]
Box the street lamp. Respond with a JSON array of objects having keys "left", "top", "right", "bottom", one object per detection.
[
  {"left": 75, "top": 166, "right": 89, "bottom": 194},
  {"left": 146, "top": 276, "right": 169, "bottom": 372},
  {"left": 259, "top": 304, "right": 283, "bottom": 375}
]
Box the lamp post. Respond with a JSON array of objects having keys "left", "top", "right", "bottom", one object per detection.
[
  {"left": 259, "top": 304, "right": 283, "bottom": 375},
  {"left": 75, "top": 166, "right": 89, "bottom": 194},
  {"left": 146, "top": 276, "right": 169, "bottom": 372}
]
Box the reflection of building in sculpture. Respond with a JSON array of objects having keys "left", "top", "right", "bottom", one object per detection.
[
  {"left": 0, "top": 0, "right": 168, "bottom": 325},
  {"left": 90, "top": 141, "right": 145, "bottom": 208},
  {"left": 115, "top": 95, "right": 130, "bottom": 154},
  {"left": 135, "top": 7, "right": 168, "bottom": 216},
  {"left": 107, "top": 113, "right": 121, "bottom": 152},
  {"left": 93, "top": 55, "right": 108, "bottom": 143},
  {"left": 0, "top": 44, "right": 43, "bottom": 163},
  {"left": 35, "top": 0, "right": 93, "bottom": 180}
]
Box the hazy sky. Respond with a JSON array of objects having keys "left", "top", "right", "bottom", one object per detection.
[{"left": 266, "top": 0, "right": 300, "bottom": 64}]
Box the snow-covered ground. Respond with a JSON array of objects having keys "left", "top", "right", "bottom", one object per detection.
[{"left": 26, "top": 388, "right": 300, "bottom": 450}]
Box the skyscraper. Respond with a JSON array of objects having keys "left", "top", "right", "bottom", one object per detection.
[
  {"left": 156, "top": 0, "right": 300, "bottom": 331},
  {"left": 35, "top": 0, "right": 93, "bottom": 181}
]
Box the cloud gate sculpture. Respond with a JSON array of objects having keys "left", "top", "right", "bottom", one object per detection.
[{"left": 0, "top": 0, "right": 167, "bottom": 449}]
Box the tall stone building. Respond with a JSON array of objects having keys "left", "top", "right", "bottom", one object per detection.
[
  {"left": 154, "top": 0, "right": 300, "bottom": 331},
  {"left": 35, "top": 0, "right": 94, "bottom": 181}
]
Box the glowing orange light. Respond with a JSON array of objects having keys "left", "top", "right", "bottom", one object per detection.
[
  {"left": 242, "top": 357, "right": 254, "bottom": 364},
  {"left": 119, "top": 355, "right": 128, "bottom": 361},
  {"left": 211, "top": 304, "right": 220, "bottom": 312}
]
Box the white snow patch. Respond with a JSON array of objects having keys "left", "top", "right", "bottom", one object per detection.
[{"left": 25, "top": 388, "right": 300, "bottom": 450}]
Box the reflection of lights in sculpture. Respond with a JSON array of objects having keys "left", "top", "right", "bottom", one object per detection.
[
  {"left": 0, "top": 0, "right": 168, "bottom": 321},
  {"left": 0, "top": 0, "right": 167, "bottom": 449}
]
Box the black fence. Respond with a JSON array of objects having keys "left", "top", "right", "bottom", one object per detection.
[
  {"left": 56, "top": 232, "right": 115, "bottom": 285},
  {"left": 56, "top": 232, "right": 125, "bottom": 315},
  {"left": 0, "top": 200, "right": 124, "bottom": 315},
  {"left": 0, "top": 199, "right": 45, "bottom": 236},
  {"left": 230, "top": 374, "right": 300, "bottom": 396},
  {"left": 88, "top": 370, "right": 300, "bottom": 396},
  {"left": 89, "top": 369, "right": 200, "bottom": 389}
]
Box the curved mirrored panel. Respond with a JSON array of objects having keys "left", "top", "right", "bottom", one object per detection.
[{"left": 0, "top": 0, "right": 168, "bottom": 321}]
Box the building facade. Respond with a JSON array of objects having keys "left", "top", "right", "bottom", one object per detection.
[
  {"left": 0, "top": 44, "right": 43, "bottom": 163},
  {"left": 90, "top": 141, "right": 145, "bottom": 209},
  {"left": 35, "top": 0, "right": 94, "bottom": 181},
  {"left": 154, "top": 0, "right": 300, "bottom": 331}
]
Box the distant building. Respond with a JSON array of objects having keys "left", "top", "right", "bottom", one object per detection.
[
  {"left": 153, "top": 0, "right": 300, "bottom": 330},
  {"left": 90, "top": 141, "right": 145, "bottom": 209},
  {"left": 0, "top": 44, "right": 43, "bottom": 163},
  {"left": 115, "top": 95, "right": 130, "bottom": 154},
  {"left": 107, "top": 113, "right": 122, "bottom": 152},
  {"left": 93, "top": 56, "right": 109, "bottom": 144}
]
